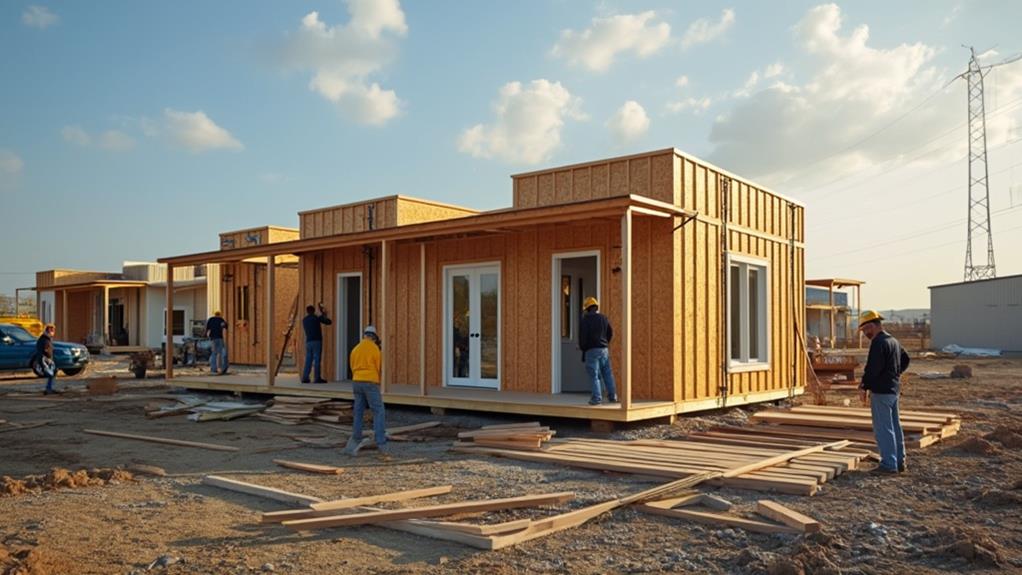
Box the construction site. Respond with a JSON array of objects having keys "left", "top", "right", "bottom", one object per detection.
[{"left": 3, "top": 2, "right": 1022, "bottom": 574}]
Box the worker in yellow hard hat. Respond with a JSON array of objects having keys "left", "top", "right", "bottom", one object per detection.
[
  {"left": 858, "top": 310, "right": 911, "bottom": 474},
  {"left": 579, "top": 296, "right": 617, "bottom": 405}
]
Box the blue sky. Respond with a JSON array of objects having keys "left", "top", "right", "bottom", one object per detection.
[{"left": 2, "top": 1, "right": 1022, "bottom": 308}]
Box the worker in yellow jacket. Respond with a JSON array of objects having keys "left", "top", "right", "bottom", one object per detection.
[{"left": 345, "top": 325, "right": 388, "bottom": 456}]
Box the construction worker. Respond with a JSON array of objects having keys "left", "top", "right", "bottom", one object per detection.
[
  {"left": 300, "top": 304, "right": 332, "bottom": 384},
  {"left": 345, "top": 326, "right": 388, "bottom": 457},
  {"left": 858, "top": 310, "right": 911, "bottom": 474},
  {"left": 36, "top": 324, "right": 56, "bottom": 395},
  {"left": 205, "top": 311, "right": 228, "bottom": 375},
  {"left": 579, "top": 296, "right": 617, "bottom": 405}
]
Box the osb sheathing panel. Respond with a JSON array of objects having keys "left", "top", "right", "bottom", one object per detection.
[
  {"left": 296, "top": 246, "right": 375, "bottom": 381},
  {"left": 395, "top": 199, "right": 476, "bottom": 227},
  {"left": 37, "top": 271, "right": 113, "bottom": 288},
  {"left": 220, "top": 262, "right": 298, "bottom": 366},
  {"left": 300, "top": 199, "right": 398, "bottom": 239},
  {"left": 511, "top": 152, "right": 675, "bottom": 209},
  {"left": 61, "top": 290, "right": 95, "bottom": 344}
]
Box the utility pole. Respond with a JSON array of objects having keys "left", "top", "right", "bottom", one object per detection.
[
  {"left": 962, "top": 46, "right": 996, "bottom": 281},
  {"left": 955, "top": 47, "right": 1022, "bottom": 281}
]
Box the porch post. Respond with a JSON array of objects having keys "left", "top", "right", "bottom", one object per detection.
[
  {"left": 102, "top": 286, "right": 110, "bottom": 349},
  {"left": 856, "top": 284, "right": 863, "bottom": 349},
  {"left": 380, "top": 240, "right": 388, "bottom": 394},
  {"left": 61, "top": 290, "right": 68, "bottom": 340},
  {"left": 165, "top": 267, "right": 174, "bottom": 380},
  {"left": 266, "top": 256, "right": 276, "bottom": 387},
  {"left": 828, "top": 284, "right": 835, "bottom": 349},
  {"left": 419, "top": 242, "right": 426, "bottom": 397},
  {"left": 621, "top": 208, "right": 632, "bottom": 411}
]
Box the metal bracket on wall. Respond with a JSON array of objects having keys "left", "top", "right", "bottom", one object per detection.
[{"left": 672, "top": 212, "right": 699, "bottom": 233}]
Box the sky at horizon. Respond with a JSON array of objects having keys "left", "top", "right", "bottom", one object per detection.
[{"left": 2, "top": 1, "right": 1022, "bottom": 310}]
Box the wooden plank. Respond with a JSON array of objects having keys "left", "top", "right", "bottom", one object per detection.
[
  {"left": 272, "top": 460, "right": 345, "bottom": 475},
  {"left": 83, "top": 429, "right": 239, "bottom": 452},
  {"left": 409, "top": 518, "right": 532, "bottom": 536},
  {"left": 283, "top": 492, "right": 576, "bottom": 531},
  {"left": 721, "top": 440, "right": 850, "bottom": 478},
  {"left": 635, "top": 505, "right": 800, "bottom": 534},
  {"left": 756, "top": 500, "right": 821, "bottom": 533},
  {"left": 261, "top": 485, "right": 454, "bottom": 523},
  {"left": 751, "top": 412, "right": 936, "bottom": 433},
  {"left": 202, "top": 475, "right": 324, "bottom": 506}
]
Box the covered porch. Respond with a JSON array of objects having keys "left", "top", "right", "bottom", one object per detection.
[{"left": 158, "top": 194, "right": 693, "bottom": 422}]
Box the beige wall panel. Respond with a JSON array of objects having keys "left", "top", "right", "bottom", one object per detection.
[
  {"left": 610, "top": 161, "right": 628, "bottom": 197},
  {"left": 572, "top": 168, "right": 590, "bottom": 202},
  {"left": 537, "top": 173, "right": 555, "bottom": 206},
  {"left": 592, "top": 164, "right": 609, "bottom": 199},
  {"left": 650, "top": 153, "right": 674, "bottom": 205},
  {"left": 629, "top": 156, "right": 651, "bottom": 198},
  {"left": 555, "top": 171, "right": 572, "bottom": 204}
]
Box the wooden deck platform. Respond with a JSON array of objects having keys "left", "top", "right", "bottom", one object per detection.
[{"left": 171, "top": 374, "right": 804, "bottom": 423}]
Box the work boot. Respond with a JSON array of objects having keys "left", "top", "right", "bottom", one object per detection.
[
  {"left": 588, "top": 398, "right": 601, "bottom": 406},
  {"left": 345, "top": 437, "right": 372, "bottom": 456},
  {"left": 376, "top": 444, "right": 394, "bottom": 462},
  {"left": 898, "top": 462, "right": 907, "bottom": 473},
  {"left": 607, "top": 395, "right": 619, "bottom": 403},
  {"left": 871, "top": 465, "right": 898, "bottom": 475}
]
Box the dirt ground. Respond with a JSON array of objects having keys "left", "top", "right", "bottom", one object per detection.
[{"left": 0, "top": 355, "right": 1020, "bottom": 575}]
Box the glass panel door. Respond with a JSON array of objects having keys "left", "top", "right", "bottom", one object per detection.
[
  {"left": 478, "top": 269, "right": 500, "bottom": 384},
  {"left": 445, "top": 265, "right": 500, "bottom": 388},
  {"left": 449, "top": 272, "right": 472, "bottom": 385}
]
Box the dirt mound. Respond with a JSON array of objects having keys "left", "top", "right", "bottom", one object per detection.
[
  {"left": 954, "top": 436, "right": 1001, "bottom": 455},
  {"left": 0, "top": 544, "right": 74, "bottom": 575},
  {"left": 972, "top": 488, "right": 1022, "bottom": 507},
  {"left": 924, "top": 527, "right": 1006, "bottom": 567},
  {"left": 984, "top": 426, "right": 1022, "bottom": 448},
  {"left": 734, "top": 543, "right": 842, "bottom": 575},
  {"left": 0, "top": 468, "right": 133, "bottom": 497},
  {"left": 950, "top": 364, "right": 973, "bottom": 378}
]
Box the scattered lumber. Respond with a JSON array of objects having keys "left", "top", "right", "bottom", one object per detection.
[
  {"left": 635, "top": 505, "right": 800, "bottom": 535},
  {"left": 202, "top": 475, "right": 324, "bottom": 506},
  {"left": 261, "top": 485, "right": 453, "bottom": 523},
  {"left": 755, "top": 500, "right": 821, "bottom": 533},
  {"left": 83, "top": 429, "right": 239, "bottom": 452},
  {"left": 454, "top": 422, "right": 554, "bottom": 450},
  {"left": 272, "top": 459, "right": 345, "bottom": 475},
  {"left": 0, "top": 420, "right": 53, "bottom": 433},
  {"left": 453, "top": 436, "right": 864, "bottom": 496},
  {"left": 282, "top": 491, "right": 576, "bottom": 531},
  {"left": 260, "top": 396, "right": 353, "bottom": 425}
]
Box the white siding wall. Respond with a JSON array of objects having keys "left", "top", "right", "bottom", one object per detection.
[
  {"left": 141, "top": 285, "right": 208, "bottom": 347},
  {"left": 930, "top": 275, "right": 1022, "bottom": 352}
]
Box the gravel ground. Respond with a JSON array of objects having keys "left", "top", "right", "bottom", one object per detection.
[{"left": 0, "top": 355, "right": 1020, "bottom": 574}]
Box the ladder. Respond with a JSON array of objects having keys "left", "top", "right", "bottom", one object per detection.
[{"left": 275, "top": 295, "right": 300, "bottom": 376}]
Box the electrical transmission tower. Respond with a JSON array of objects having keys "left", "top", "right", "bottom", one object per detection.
[
  {"left": 962, "top": 47, "right": 997, "bottom": 281},
  {"left": 954, "top": 47, "right": 1022, "bottom": 281}
]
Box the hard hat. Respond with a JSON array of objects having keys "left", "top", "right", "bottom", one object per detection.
[
  {"left": 858, "top": 310, "right": 884, "bottom": 329},
  {"left": 582, "top": 296, "right": 599, "bottom": 310},
  {"left": 364, "top": 325, "right": 377, "bottom": 335}
]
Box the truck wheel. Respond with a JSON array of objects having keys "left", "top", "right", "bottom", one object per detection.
[
  {"left": 61, "top": 367, "right": 86, "bottom": 377},
  {"left": 132, "top": 366, "right": 147, "bottom": 379}
]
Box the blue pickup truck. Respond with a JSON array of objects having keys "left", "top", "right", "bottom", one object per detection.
[{"left": 0, "top": 323, "right": 90, "bottom": 377}]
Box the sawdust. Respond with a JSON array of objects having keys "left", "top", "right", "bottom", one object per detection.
[
  {"left": 954, "top": 436, "right": 1001, "bottom": 455},
  {"left": 984, "top": 426, "right": 1022, "bottom": 448},
  {"left": 0, "top": 468, "right": 133, "bottom": 497}
]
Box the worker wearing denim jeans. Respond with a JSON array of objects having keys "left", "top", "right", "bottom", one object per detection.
[
  {"left": 301, "top": 304, "right": 332, "bottom": 383},
  {"left": 578, "top": 297, "right": 618, "bottom": 406},
  {"left": 345, "top": 326, "right": 388, "bottom": 457},
  {"left": 36, "top": 325, "right": 57, "bottom": 395},
  {"left": 858, "top": 310, "right": 911, "bottom": 474},
  {"left": 205, "top": 311, "right": 228, "bottom": 375}
]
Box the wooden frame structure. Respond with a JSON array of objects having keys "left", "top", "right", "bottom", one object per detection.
[
  {"left": 805, "top": 278, "right": 864, "bottom": 349},
  {"left": 159, "top": 149, "right": 806, "bottom": 423}
]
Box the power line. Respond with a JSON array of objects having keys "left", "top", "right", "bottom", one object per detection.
[{"left": 835, "top": 219, "right": 1022, "bottom": 269}]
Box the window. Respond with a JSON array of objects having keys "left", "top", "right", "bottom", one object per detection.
[
  {"left": 728, "top": 255, "right": 769, "bottom": 369},
  {"left": 163, "top": 309, "right": 185, "bottom": 337},
  {"left": 236, "top": 286, "right": 249, "bottom": 321}
]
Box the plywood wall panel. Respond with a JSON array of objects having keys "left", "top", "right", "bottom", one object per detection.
[
  {"left": 572, "top": 168, "right": 590, "bottom": 202},
  {"left": 538, "top": 174, "right": 555, "bottom": 206},
  {"left": 592, "top": 164, "right": 609, "bottom": 199}
]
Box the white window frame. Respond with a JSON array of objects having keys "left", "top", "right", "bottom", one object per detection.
[{"left": 727, "top": 253, "right": 770, "bottom": 372}]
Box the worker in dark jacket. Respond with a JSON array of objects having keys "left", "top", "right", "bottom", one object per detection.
[
  {"left": 579, "top": 297, "right": 617, "bottom": 405},
  {"left": 858, "top": 310, "right": 911, "bottom": 474},
  {"left": 301, "top": 303, "right": 333, "bottom": 383},
  {"left": 36, "top": 324, "right": 56, "bottom": 395}
]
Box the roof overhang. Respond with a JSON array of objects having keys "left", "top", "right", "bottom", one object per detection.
[
  {"left": 806, "top": 278, "right": 865, "bottom": 288},
  {"left": 34, "top": 280, "right": 148, "bottom": 292},
  {"left": 159, "top": 195, "right": 690, "bottom": 267}
]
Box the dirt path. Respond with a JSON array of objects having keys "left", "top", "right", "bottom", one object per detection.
[{"left": 1, "top": 356, "right": 1020, "bottom": 574}]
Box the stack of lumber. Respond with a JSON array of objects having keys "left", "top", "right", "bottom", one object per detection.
[
  {"left": 453, "top": 422, "right": 555, "bottom": 451},
  {"left": 256, "top": 396, "right": 353, "bottom": 425},
  {"left": 144, "top": 396, "right": 265, "bottom": 422},
  {"left": 747, "top": 404, "right": 961, "bottom": 448},
  {"left": 453, "top": 436, "right": 867, "bottom": 496},
  {"left": 636, "top": 495, "right": 822, "bottom": 535}
]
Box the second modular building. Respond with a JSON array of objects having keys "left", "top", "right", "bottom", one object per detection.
[{"left": 160, "top": 148, "right": 806, "bottom": 423}]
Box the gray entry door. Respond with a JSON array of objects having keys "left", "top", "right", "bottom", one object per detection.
[{"left": 558, "top": 256, "right": 597, "bottom": 393}]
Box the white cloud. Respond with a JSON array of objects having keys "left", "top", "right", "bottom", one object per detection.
[
  {"left": 458, "top": 79, "right": 586, "bottom": 165},
  {"left": 62, "top": 125, "right": 91, "bottom": 146},
  {"left": 163, "top": 109, "right": 243, "bottom": 153},
  {"left": 0, "top": 150, "right": 23, "bottom": 175},
  {"left": 667, "top": 96, "right": 712, "bottom": 114},
  {"left": 551, "top": 11, "right": 671, "bottom": 72},
  {"left": 764, "top": 62, "right": 784, "bottom": 78},
  {"left": 941, "top": 3, "right": 962, "bottom": 29},
  {"left": 675, "top": 75, "right": 690, "bottom": 88},
  {"left": 681, "top": 8, "right": 735, "bottom": 50},
  {"left": 280, "top": 0, "right": 407, "bottom": 124},
  {"left": 97, "top": 130, "right": 135, "bottom": 151},
  {"left": 22, "top": 5, "right": 58, "bottom": 29},
  {"left": 732, "top": 70, "right": 760, "bottom": 98},
  {"left": 704, "top": 3, "right": 1022, "bottom": 190},
  {"left": 62, "top": 125, "right": 136, "bottom": 151},
  {"left": 607, "top": 100, "right": 650, "bottom": 144}
]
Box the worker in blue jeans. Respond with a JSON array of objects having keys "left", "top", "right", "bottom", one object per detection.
[
  {"left": 858, "top": 310, "right": 911, "bottom": 474},
  {"left": 578, "top": 297, "right": 618, "bottom": 405},
  {"left": 301, "top": 304, "right": 332, "bottom": 383},
  {"left": 345, "top": 326, "right": 389, "bottom": 457}
]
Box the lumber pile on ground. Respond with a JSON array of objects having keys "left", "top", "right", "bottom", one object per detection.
[
  {"left": 746, "top": 404, "right": 961, "bottom": 448},
  {"left": 453, "top": 435, "right": 868, "bottom": 496},
  {"left": 453, "top": 422, "right": 555, "bottom": 451},
  {"left": 636, "top": 496, "right": 821, "bottom": 535},
  {"left": 255, "top": 396, "right": 353, "bottom": 425},
  {"left": 144, "top": 395, "right": 266, "bottom": 422}
]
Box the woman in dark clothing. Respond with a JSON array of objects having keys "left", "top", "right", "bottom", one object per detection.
[{"left": 36, "top": 324, "right": 56, "bottom": 395}]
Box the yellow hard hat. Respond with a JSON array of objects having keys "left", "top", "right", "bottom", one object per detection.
[
  {"left": 582, "top": 296, "right": 599, "bottom": 310},
  {"left": 858, "top": 310, "right": 884, "bottom": 329}
]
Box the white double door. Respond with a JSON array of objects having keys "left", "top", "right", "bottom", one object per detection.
[{"left": 444, "top": 264, "right": 500, "bottom": 389}]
